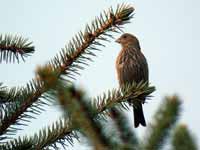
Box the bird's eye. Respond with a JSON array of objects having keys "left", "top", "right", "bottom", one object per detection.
[{"left": 123, "top": 35, "right": 127, "bottom": 38}]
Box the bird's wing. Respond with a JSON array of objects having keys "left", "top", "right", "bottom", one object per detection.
[
  {"left": 116, "top": 48, "right": 149, "bottom": 86},
  {"left": 138, "top": 51, "right": 149, "bottom": 82}
]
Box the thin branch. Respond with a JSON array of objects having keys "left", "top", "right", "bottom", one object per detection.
[
  {"left": 0, "top": 34, "right": 34, "bottom": 63},
  {"left": 94, "top": 81, "right": 155, "bottom": 115}
]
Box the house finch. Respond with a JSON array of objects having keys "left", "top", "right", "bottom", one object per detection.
[{"left": 115, "top": 33, "right": 148, "bottom": 127}]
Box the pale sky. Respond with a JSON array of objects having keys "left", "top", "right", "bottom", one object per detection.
[{"left": 0, "top": 0, "right": 200, "bottom": 149}]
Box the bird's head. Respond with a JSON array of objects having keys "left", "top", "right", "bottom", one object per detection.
[{"left": 115, "top": 33, "right": 141, "bottom": 50}]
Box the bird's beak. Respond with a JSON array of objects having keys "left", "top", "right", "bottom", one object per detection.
[{"left": 115, "top": 38, "right": 121, "bottom": 43}]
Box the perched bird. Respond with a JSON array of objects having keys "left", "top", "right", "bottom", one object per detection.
[{"left": 115, "top": 33, "right": 148, "bottom": 128}]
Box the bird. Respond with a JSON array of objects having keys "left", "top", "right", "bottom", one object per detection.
[{"left": 115, "top": 33, "right": 149, "bottom": 128}]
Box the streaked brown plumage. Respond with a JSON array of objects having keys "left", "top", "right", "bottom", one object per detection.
[{"left": 115, "top": 33, "right": 148, "bottom": 128}]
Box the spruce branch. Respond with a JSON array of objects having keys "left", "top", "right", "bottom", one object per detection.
[
  {"left": 57, "top": 86, "right": 114, "bottom": 150},
  {"left": 0, "top": 34, "right": 34, "bottom": 63},
  {"left": 0, "top": 81, "right": 155, "bottom": 149},
  {"left": 94, "top": 81, "right": 155, "bottom": 115},
  {"left": 44, "top": 75, "right": 155, "bottom": 149},
  {"left": 142, "top": 95, "right": 181, "bottom": 150},
  {"left": 110, "top": 107, "right": 138, "bottom": 150},
  {"left": 0, "top": 4, "right": 134, "bottom": 139},
  {"left": 40, "top": 65, "right": 154, "bottom": 149},
  {"left": 47, "top": 3, "right": 134, "bottom": 82},
  {"left": 0, "top": 79, "right": 44, "bottom": 137},
  {"left": 0, "top": 119, "right": 77, "bottom": 150},
  {"left": 0, "top": 83, "right": 22, "bottom": 105},
  {"left": 35, "top": 65, "right": 154, "bottom": 149},
  {"left": 0, "top": 83, "right": 8, "bottom": 104},
  {"left": 38, "top": 65, "right": 115, "bottom": 149},
  {"left": 0, "top": 137, "right": 33, "bottom": 150},
  {"left": 171, "top": 124, "right": 198, "bottom": 150},
  {"left": 1, "top": 65, "right": 154, "bottom": 149}
]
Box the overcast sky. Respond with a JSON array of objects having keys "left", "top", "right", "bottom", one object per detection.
[{"left": 0, "top": 0, "right": 199, "bottom": 149}]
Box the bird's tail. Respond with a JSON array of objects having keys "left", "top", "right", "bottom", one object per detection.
[{"left": 133, "top": 103, "right": 146, "bottom": 128}]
